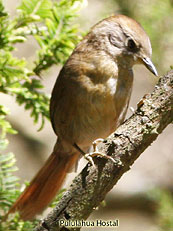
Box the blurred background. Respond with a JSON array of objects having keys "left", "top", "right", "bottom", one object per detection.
[{"left": 2, "top": 0, "right": 173, "bottom": 230}]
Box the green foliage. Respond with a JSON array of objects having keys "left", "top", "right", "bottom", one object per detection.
[
  {"left": 0, "top": 152, "right": 19, "bottom": 209},
  {"left": 50, "top": 188, "right": 66, "bottom": 208},
  {"left": 1, "top": 214, "right": 39, "bottom": 231},
  {"left": 0, "top": 106, "right": 17, "bottom": 138},
  {"left": 0, "top": 0, "right": 48, "bottom": 130},
  {"left": 157, "top": 190, "right": 173, "bottom": 231},
  {"left": 16, "top": 0, "right": 83, "bottom": 75},
  {"left": 148, "top": 189, "right": 173, "bottom": 231},
  {"left": 0, "top": 136, "right": 39, "bottom": 229},
  {"left": 0, "top": 0, "right": 86, "bottom": 229},
  {"left": 0, "top": 0, "right": 84, "bottom": 130},
  {"left": 33, "top": 0, "right": 82, "bottom": 75}
]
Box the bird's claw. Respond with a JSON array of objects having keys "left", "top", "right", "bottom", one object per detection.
[
  {"left": 84, "top": 138, "right": 116, "bottom": 167},
  {"left": 84, "top": 153, "right": 96, "bottom": 167}
]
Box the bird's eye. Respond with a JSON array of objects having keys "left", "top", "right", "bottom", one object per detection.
[{"left": 126, "top": 38, "right": 138, "bottom": 52}]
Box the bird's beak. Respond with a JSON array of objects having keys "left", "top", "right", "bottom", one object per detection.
[{"left": 142, "top": 57, "right": 158, "bottom": 76}]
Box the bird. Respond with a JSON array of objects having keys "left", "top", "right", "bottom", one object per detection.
[{"left": 6, "top": 14, "right": 158, "bottom": 220}]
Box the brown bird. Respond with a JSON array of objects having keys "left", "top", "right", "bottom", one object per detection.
[{"left": 6, "top": 14, "right": 158, "bottom": 220}]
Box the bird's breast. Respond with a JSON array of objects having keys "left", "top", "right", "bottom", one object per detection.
[{"left": 72, "top": 75, "right": 122, "bottom": 146}]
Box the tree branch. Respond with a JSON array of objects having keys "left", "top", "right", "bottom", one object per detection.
[{"left": 36, "top": 70, "right": 173, "bottom": 231}]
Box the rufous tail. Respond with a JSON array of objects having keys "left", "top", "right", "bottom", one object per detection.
[{"left": 6, "top": 143, "right": 79, "bottom": 220}]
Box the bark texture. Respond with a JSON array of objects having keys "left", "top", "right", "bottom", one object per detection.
[{"left": 36, "top": 70, "right": 173, "bottom": 231}]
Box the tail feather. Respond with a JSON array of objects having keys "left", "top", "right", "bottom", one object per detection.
[{"left": 7, "top": 149, "right": 78, "bottom": 220}]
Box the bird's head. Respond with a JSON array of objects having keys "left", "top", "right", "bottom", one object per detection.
[{"left": 90, "top": 14, "right": 158, "bottom": 76}]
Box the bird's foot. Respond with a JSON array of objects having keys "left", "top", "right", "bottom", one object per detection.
[{"left": 84, "top": 138, "right": 116, "bottom": 167}]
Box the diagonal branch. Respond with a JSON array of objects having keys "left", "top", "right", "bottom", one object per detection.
[{"left": 36, "top": 70, "right": 173, "bottom": 231}]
